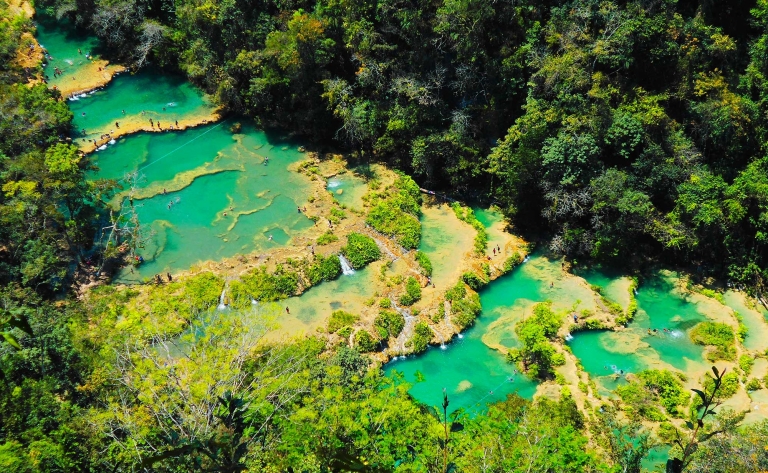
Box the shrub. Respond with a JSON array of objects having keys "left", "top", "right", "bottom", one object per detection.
[
  {"left": 337, "top": 326, "right": 352, "bottom": 339},
  {"left": 374, "top": 310, "right": 405, "bottom": 338},
  {"left": 739, "top": 354, "right": 754, "bottom": 375},
  {"left": 503, "top": 252, "right": 523, "bottom": 273},
  {"left": 552, "top": 352, "right": 566, "bottom": 366},
  {"left": 451, "top": 202, "right": 488, "bottom": 254},
  {"left": 409, "top": 322, "right": 433, "bottom": 353},
  {"left": 703, "top": 371, "right": 739, "bottom": 399},
  {"left": 398, "top": 276, "right": 422, "bottom": 306},
  {"left": 461, "top": 271, "right": 487, "bottom": 290},
  {"left": 317, "top": 231, "right": 338, "bottom": 245},
  {"left": 451, "top": 292, "right": 481, "bottom": 329},
  {"left": 366, "top": 204, "right": 421, "bottom": 249},
  {"left": 355, "top": 329, "right": 378, "bottom": 352},
  {"left": 414, "top": 251, "right": 433, "bottom": 276},
  {"left": 307, "top": 254, "right": 342, "bottom": 285},
  {"left": 328, "top": 310, "right": 359, "bottom": 333},
  {"left": 513, "top": 303, "right": 564, "bottom": 380},
  {"left": 182, "top": 272, "right": 225, "bottom": 310},
  {"left": 745, "top": 378, "right": 762, "bottom": 391},
  {"left": 342, "top": 233, "right": 381, "bottom": 269},
  {"left": 229, "top": 265, "right": 298, "bottom": 307},
  {"left": 379, "top": 298, "right": 391, "bottom": 308},
  {"left": 690, "top": 322, "right": 736, "bottom": 361}
]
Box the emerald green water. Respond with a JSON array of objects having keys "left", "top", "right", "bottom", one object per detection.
[
  {"left": 89, "top": 123, "right": 313, "bottom": 282},
  {"left": 35, "top": 15, "right": 103, "bottom": 88},
  {"left": 570, "top": 271, "right": 708, "bottom": 392},
  {"left": 277, "top": 266, "right": 380, "bottom": 336},
  {"left": 70, "top": 70, "right": 214, "bottom": 144},
  {"left": 326, "top": 172, "right": 368, "bottom": 210},
  {"left": 722, "top": 290, "right": 768, "bottom": 352},
  {"left": 387, "top": 254, "right": 574, "bottom": 412}
]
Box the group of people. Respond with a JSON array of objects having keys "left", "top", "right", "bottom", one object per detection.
[
  {"left": 487, "top": 244, "right": 502, "bottom": 260},
  {"left": 154, "top": 273, "right": 173, "bottom": 284}
]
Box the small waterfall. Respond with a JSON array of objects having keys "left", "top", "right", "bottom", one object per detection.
[
  {"left": 338, "top": 254, "right": 355, "bottom": 275},
  {"left": 565, "top": 332, "right": 574, "bottom": 341},
  {"left": 217, "top": 287, "right": 228, "bottom": 311}
]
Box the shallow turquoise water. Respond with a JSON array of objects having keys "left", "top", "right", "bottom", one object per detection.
[
  {"left": 70, "top": 69, "right": 213, "bottom": 144},
  {"left": 88, "top": 123, "right": 314, "bottom": 282},
  {"left": 35, "top": 15, "right": 103, "bottom": 88},
  {"left": 570, "top": 271, "right": 707, "bottom": 390},
  {"left": 326, "top": 171, "right": 368, "bottom": 210},
  {"left": 386, "top": 256, "right": 554, "bottom": 412}
]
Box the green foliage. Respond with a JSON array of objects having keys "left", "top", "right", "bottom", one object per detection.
[
  {"left": 502, "top": 252, "right": 523, "bottom": 273},
  {"left": 328, "top": 310, "right": 359, "bottom": 334},
  {"left": 745, "top": 378, "right": 762, "bottom": 391},
  {"left": 461, "top": 271, "right": 487, "bottom": 290},
  {"left": 398, "top": 276, "right": 421, "bottom": 306},
  {"left": 374, "top": 310, "right": 405, "bottom": 339},
  {"left": 307, "top": 254, "right": 342, "bottom": 285},
  {"left": 738, "top": 354, "right": 754, "bottom": 376},
  {"left": 378, "top": 298, "right": 391, "bottom": 308},
  {"left": 452, "top": 202, "right": 488, "bottom": 254},
  {"left": 365, "top": 175, "right": 422, "bottom": 249},
  {"left": 414, "top": 251, "right": 432, "bottom": 276},
  {"left": 514, "top": 303, "right": 564, "bottom": 379},
  {"left": 229, "top": 265, "right": 298, "bottom": 307},
  {"left": 341, "top": 233, "right": 380, "bottom": 269},
  {"left": 409, "top": 322, "right": 433, "bottom": 353},
  {"left": 690, "top": 322, "right": 736, "bottom": 361},
  {"left": 316, "top": 230, "right": 338, "bottom": 245},
  {"left": 617, "top": 370, "right": 689, "bottom": 420},
  {"left": 703, "top": 371, "right": 740, "bottom": 399},
  {"left": 445, "top": 282, "right": 481, "bottom": 329},
  {"left": 354, "top": 329, "right": 378, "bottom": 352}
]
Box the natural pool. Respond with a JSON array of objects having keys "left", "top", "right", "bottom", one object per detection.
[
  {"left": 70, "top": 69, "right": 215, "bottom": 145},
  {"left": 88, "top": 122, "right": 314, "bottom": 282},
  {"left": 386, "top": 252, "right": 598, "bottom": 412}
]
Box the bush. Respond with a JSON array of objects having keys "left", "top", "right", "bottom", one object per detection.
[
  {"left": 513, "top": 303, "right": 564, "bottom": 379},
  {"left": 451, "top": 292, "right": 481, "bottom": 329},
  {"left": 552, "top": 352, "right": 566, "bottom": 366},
  {"left": 690, "top": 322, "right": 736, "bottom": 361},
  {"left": 307, "top": 254, "right": 342, "bottom": 285},
  {"left": 379, "top": 298, "right": 391, "bottom": 308},
  {"left": 229, "top": 265, "right": 298, "bottom": 307},
  {"left": 739, "top": 354, "right": 754, "bottom": 375},
  {"left": 337, "top": 326, "right": 353, "bottom": 339},
  {"left": 355, "top": 329, "right": 378, "bottom": 352},
  {"left": 366, "top": 204, "right": 421, "bottom": 249},
  {"left": 374, "top": 310, "right": 405, "bottom": 338},
  {"left": 414, "top": 251, "right": 433, "bottom": 276},
  {"left": 317, "top": 231, "right": 338, "bottom": 245},
  {"left": 409, "top": 322, "right": 433, "bottom": 353},
  {"left": 328, "top": 310, "right": 359, "bottom": 333},
  {"left": 745, "top": 378, "right": 762, "bottom": 391},
  {"left": 342, "top": 233, "right": 381, "bottom": 269},
  {"left": 451, "top": 202, "right": 488, "bottom": 254},
  {"left": 398, "top": 276, "right": 422, "bottom": 306},
  {"left": 461, "top": 271, "right": 487, "bottom": 290},
  {"left": 703, "top": 371, "right": 739, "bottom": 399},
  {"left": 503, "top": 252, "right": 523, "bottom": 273}
]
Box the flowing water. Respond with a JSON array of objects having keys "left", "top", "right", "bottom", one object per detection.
[{"left": 326, "top": 171, "right": 369, "bottom": 210}]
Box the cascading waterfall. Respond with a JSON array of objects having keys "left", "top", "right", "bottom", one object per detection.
[
  {"left": 217, "top": 284, "right": 229, "bottom": 310},
  {"left": 338, "top": 254, "right": 356, "bottom": 275}
]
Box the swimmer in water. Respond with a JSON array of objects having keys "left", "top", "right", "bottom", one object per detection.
[{"left": 268, "top": 235, "right": 273, "bottom": 241}]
